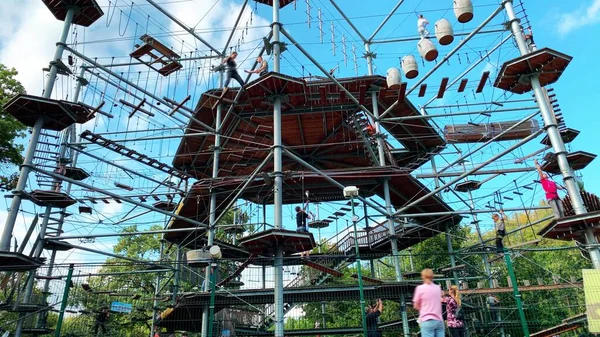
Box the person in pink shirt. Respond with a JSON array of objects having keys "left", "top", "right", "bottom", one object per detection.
[
  {"left": 412, "top": 268, "right": 445, "bottom": 337},
  {"left": 534, "top": 159, "right": 565, "bottom": 218}
]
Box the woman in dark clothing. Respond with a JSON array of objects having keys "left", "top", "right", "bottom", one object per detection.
[
  {"left": 442, "top": 286, "right": 465, "bottom": 337},
  {"left": 223, "top": 52, "right": 245, "bottom": 88}
]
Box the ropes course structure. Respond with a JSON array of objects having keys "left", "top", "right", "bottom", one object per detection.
[{"left": 0, "top": 0, "right": 598, "bottom": 336}]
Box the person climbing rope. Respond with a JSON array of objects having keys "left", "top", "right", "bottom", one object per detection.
[
  {"left": 417, "top": 14, "right": 430, "bottom": 39},
  {"left": 366, "top": 298, "right": 384, "bottom": 337},
  {"left": 244, "top": 56, "right": 269, "bottom": 76},
  {"left": 534, "top": 159, "right": 565, "bottom": 219},
  {"left": 223, "top": 52, "right": 245, "bottom": 89},
  {"left": 492, "top": 210, "right": 507, "bottom": 256}
]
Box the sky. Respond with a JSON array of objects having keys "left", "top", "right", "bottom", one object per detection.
[{"left": 0, "top": 0, "right": 599, "bottom": 273}]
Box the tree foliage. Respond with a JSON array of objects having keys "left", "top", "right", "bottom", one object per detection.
[{"left": 0, "top": 63, "right": 26, "bottom": 191}]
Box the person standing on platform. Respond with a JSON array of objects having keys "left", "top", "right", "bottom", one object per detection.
[
  {"left": 245, "top": 56, "right": 269, "bottom": 77},
  {"left": 417, "top": 14, "right": 430, "bottom": 39},
  {"left": 366, "top": 298, "right": 384, "bottom": 337},
  {"left": 295, "top": 201, "right": 312, "bottom": 233},
  {"left": 93, "top": 307, "right": 110, "bottom": 336},
  {"left": 493, "top": 210, "right": 507, "bottom": 256},
  {"left": 413, "top": 268, "right": 445, "bottom": 337},
  {"left": 534, "top": 159, "right": 565, "bottom": 219},
  {"left": 223, "top": 52, "right": 245, "bottom": 89},
  {"left": 443, "top": 285, "right": 465, "bottom": 337}
]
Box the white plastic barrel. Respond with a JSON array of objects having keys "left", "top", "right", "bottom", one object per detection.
[
  {"left": 402, "top": 55, "right": 419, "bottom": 79},
  {"left": 417, "top": 39, "right": 438, "bottom": 62},
  {"left": 386, "top": 67, "right": 401, "bottom": 89},
  {"left": 209, "top": 245, "right": 222, "bottom": 259},
  {"left": 454, "top": 0, "right": 474, "bottom": 23},
  {"left": 435, "top": 19, "right": 454, "bottom": 45},
  {"left": 186, "top": 249, "right": 211, "bottom": 267}
]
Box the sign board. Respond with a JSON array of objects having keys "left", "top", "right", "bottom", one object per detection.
[{"left": 111, "top": 301, "right": 133, "bottom": 314}]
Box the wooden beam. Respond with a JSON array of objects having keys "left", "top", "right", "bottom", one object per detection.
[
  {"left": 476, "top": 71, "right": 490, "bottom": 93},
  {"left": 437, "top": 77, "right": 449, "bottom": 99},
  {"left": 418, "top": 84, "right": 427, "bottom": 97},
  {"left": 397, "top": 82, "right": 407, "bottom": 103},
  {"left": 458, "top": 79, "right": 468, "bottom": 93}
]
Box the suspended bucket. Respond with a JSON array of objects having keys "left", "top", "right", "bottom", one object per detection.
[
  {"left": 386, "top": 67, "right": 401, "bottom": 89},
  {"left": 402, "top": 55, "right": 419, "bottom": 79},
  {"left": 209, "top": 245, "right": 222, "bottom": 259},
  {"left": 418, "top": 39, "right": 438, "bottom": 62},
  {"left": 435, "top": 19, "right": 454, "bottom": 45},
  {"left": 454, "top": 0, "right": 474, "bottom": 23}
]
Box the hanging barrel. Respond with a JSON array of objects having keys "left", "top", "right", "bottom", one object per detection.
[
  {"left": 402, "top": 55, "right": 419, "bottom": 79},
  {"left": 418, "top": 39, "right": 438, "bottom": 62},
  {"left": 454, "top": 0, "right": 474, "bottom": 23},
  {"left": 386, "top": 67, "right": 401, "bottom": 89},
  {"left": 435, "top": 19, "right": 454, "bottom": 45}
]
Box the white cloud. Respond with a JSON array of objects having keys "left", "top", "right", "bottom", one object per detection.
[{"left": 556, "top": 0, "right": 600, "bottom": 36}]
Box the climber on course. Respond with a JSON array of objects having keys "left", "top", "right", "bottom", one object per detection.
[
  {"left": 417, "top": 14, "right": 429, "bottom": 39},
  {"left": 534, "top": 159, "right": 565, "bottom": 219},
  {"left": 245, "top": 56, "right": 269, "bottom": 76},
  {"left": 223, "top": 51, "right": 245, "bottom": 88}
]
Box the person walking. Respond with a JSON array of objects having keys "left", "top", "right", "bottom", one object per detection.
[
  {"left": 366, "top": 299, "right": 384, "bottom": 337},
  {"left": 534, "top": 159, "right": 565, "bottom": 218},
  {"left": 223, "top": 52, "right": 245, "bottom": 88},
  {"left": 443, "top": 285, "right": 466, "bottom": 337},
  {"left": 493, "top": 210, "right": 507, "bottom": 256},
  {"left": 413, "top": 268, "right": 445, "bottom": 337}
]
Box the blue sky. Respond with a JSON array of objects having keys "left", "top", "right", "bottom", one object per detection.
[{"left": 0, "top": 0, "right": 599, "bottom": 266}]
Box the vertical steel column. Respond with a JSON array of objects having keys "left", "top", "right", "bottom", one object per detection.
[
  {"left": 271, "top": 2, "right": 285, "bottom": 337},
  {"left": 54, "top": 264, "right": 74, "bottom": 337},
  {"left": 202, "top": 71, "right": 224, "bottom": 337},
  {"left": 351, "top": 198, "right": 368, "bottom": 337},
  {"left": 363, "top": 203, "right": 376, "bottom": 277},
  {"left": 0, "top": 7, "right": 76, "bottom": 252},
  {"left": 365, "top": 42, "right": 409, "bottom": 337},
  {"left": 445, "top": 225, "right": 459, "bottom": 285},
  {"left": 37, "top": 67, "right": 87, "bottom": 330},
  {"left": 172, "top": 246, "right": 181, "bottom": 305},
  {"left": 504, "top": 0, "right": 600, "bottom": 268},
  {"left": 150, "top": 241, "right": 165, "bottom": 337},
  {"left": 504, "top": 252, "right": 529, "bottom": 336}
]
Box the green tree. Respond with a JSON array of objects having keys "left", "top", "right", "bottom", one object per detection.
[{"left": 0, "top": 64, "right": 26, "bottom": 191}]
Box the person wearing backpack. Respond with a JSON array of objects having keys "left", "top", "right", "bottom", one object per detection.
[{"left": 443, "top": 285, "right": 465, "bottom": 337}]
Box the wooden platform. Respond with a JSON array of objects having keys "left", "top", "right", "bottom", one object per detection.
[
  {"left": 0, "top": 252, "right": 44, "bottom": 272},
  {"left": 245, "top": 72, "right": 307, "bottom": 105},
  {"left": 3, "top": 94, "right": 96, "bottom": 131},
  {"left": 130, "top": 34, "right": 182, "bottom": 76},
  {"left": 540, "top": 151, "right": 596, "bottom": 174},
  {"left": 308, "top": 220, "right": 330, "bottom": 229},
  {"left": 494, "top": 48, "right": 572, "bottom": 94},
  {"left": 540, "top": 128, "right": 580, "bottom": 146},
  {"left": 463, "top": 282, "right": 582, "bottom": 295},
  {"left": 454, "top": 180, "right": 481, "bottom": 193},
  {"left": 239, "top": 229, "right": 315, "bottom": 256},
  {"left": 41, "top": 0, "right": 103, "bottom": 27},
  {"left": 28, "top": 190, "right": 77, "bottom": 208},
  {"left": 62, "top": 166, "right": 90, "bottom": 181},
  {"left": 538, "top": 210, "right": 600, "bottom": 241},
  {"left": 444, "top": 120, "right": 540, "bottom": 143},
  {"left": 153, "top": 201, "right": 177, "bottom": 212}
]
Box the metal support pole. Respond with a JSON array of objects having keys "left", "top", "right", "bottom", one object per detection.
[
  {"left": 54, "top": 264, "right": 74, "bottom": 337},
  {"left": 0, "top": 7, "right": 75, "bottom": 249},
  {"left": 350, "top": 197, "right": 368, "bottom": 337},
  {"left": 271, "top": 2, "right": 285, "bottom": 336},
  {"left": 202, "top": 73, "right": 224, "bottom": 337},
  {"left": 150, "top": 241, "right": 165, "bottom": 337},
  {"left": 502, "top": 0, "right": 600, "bottom": 268},
  {"left": 445, "top": 225, "right": 459, "bottom": 285},
  {"left": 504, "top": 251, "right": 529, "bottom": 336},
  {"left": 172, "top": 246, "right": 181, "bottom": 305},
  {"left": 207, "top": 262, "right": 218, "bottom": 337}
]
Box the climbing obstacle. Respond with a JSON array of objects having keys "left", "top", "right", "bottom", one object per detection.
[{"left": 239, "top": 229, "right": 315, "bottom": 256}]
